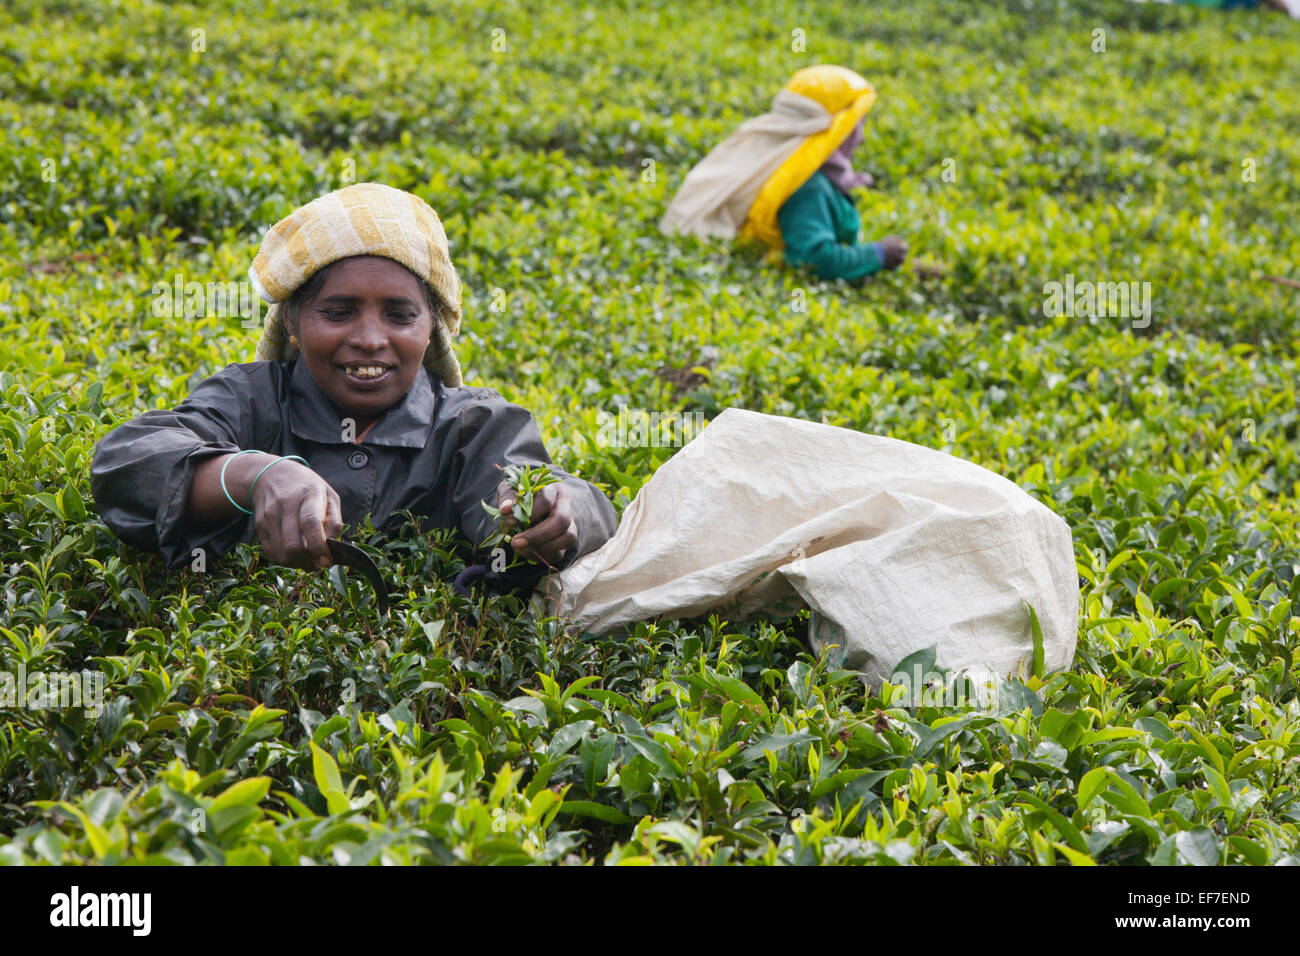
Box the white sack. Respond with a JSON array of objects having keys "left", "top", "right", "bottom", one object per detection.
[
  {"left": 658, "top": 90, "right": 833, "bottom": 240},
  {"left": 538, "top": 408, "right": 1079, "bottom": 686}
]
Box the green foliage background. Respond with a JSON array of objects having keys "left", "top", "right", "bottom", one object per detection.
[{"left": 1, "top": 0, "right": 1298, "bottom": 864}]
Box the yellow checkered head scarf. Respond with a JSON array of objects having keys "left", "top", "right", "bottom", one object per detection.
[{"left": 250, "top": 182, "right": 464, "bottom": 387}]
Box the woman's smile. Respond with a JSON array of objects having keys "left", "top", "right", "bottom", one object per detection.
[{"left": 337, "top": 362, "right": 394, "bottom": 387}]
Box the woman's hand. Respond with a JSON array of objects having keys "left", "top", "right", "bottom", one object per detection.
[
  {"left": 250, "top": 460, "right": 344, "bottom": 571},
  {"left": 880, "top": 235, "right": 909, "bottom": 269},
  {"left": 496, "top": 479, "right": 577, "bottom": 568}
]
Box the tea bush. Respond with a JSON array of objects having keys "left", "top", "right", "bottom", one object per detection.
[{"left": 1, "top": 0, "right": 1298, "bottom": 865}]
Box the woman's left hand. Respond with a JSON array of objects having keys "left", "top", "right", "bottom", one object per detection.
[{"left": 496, "top": 480, "right": 577, "bottom": 568}]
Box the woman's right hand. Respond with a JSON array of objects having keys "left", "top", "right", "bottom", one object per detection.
[
  {"left": 880, "top": 235, "right": 909, "bottom": 269},
  {"left": 249, "top": 460, "right": 344, "bottom": 570}
]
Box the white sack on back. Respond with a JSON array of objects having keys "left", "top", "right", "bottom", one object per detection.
[{"left": 537, "top": 407, "right": 1078, "bottom": 686}]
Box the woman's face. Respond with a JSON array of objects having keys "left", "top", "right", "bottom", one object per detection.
[
  {"left": 839, "top": 119, "right": 865, "bottom": 158},
  {"left": 291, "top": 256, "right": 433, "bottom": 427}
]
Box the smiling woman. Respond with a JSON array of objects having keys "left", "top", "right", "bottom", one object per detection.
[{"left": 89, "top": 182, "right": 618, "bottom": 597}]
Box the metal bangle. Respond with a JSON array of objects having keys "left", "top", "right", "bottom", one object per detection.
[{"left": 219, "top": 450, "right": 263, "bottom": 516}]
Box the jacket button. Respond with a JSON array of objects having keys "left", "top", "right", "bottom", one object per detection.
[{"left": 347, "top": 450, "right": 369, "bottom": 469}]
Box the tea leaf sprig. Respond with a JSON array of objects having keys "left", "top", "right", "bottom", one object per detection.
[{"left": 480, "top": 462, "right": 562, "bottom": 567}]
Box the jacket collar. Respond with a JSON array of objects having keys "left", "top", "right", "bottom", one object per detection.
[{"left": 288, "top": 359, "right": 437, "bottom": 448}]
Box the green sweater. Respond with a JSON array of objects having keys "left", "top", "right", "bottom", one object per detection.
[{"left": 776, "top": 170, "right": 885, "bottom": 281}]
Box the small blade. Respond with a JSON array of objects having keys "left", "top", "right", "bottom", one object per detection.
[{"left": 327, "top": 538, "right": 389, "bottom": 615}]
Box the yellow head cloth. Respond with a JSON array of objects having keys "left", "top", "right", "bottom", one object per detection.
[
  {"left": 739, "top": 65, "right": 877, "bottom": 252},
  {"left": 250, "top": 182, "right": 464, "bottom": 387}
]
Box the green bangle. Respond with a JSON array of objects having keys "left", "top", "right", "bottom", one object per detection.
[
  {"left": 247, "top": 455, "right": 309, "bottom": 511},
  {"left": 220, "top": 449, "right": 262, "bottom": 516}
]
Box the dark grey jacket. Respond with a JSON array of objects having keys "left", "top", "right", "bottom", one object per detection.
[{"left": 89, "top": 359, "right": 618, "bottom": 594}]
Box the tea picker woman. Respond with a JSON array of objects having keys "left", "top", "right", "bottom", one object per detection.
[
  {"left": 91, "top": 183, "right": 618, "bottom": 598},
  {"left": 1162, "top": 0, "right": 1298, "bottom": 14},
  {"left": 660, "top": 64, "right": 908, "bottom": 281}
]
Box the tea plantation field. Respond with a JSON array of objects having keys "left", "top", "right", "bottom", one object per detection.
[{"left": 1, "top": 0, "right": 1299, "bottom": 865}]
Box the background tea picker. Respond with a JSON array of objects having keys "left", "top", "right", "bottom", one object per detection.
[{"left": 659, "top": 64, "right": 908, "bottom": 281}]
